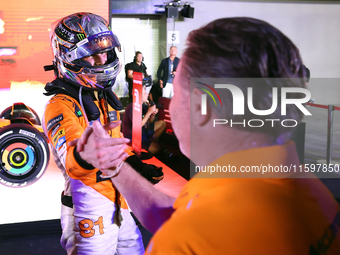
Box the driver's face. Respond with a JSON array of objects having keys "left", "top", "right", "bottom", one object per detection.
[{"left": 82, "top": 52, "right": 107, "bottom": 66}]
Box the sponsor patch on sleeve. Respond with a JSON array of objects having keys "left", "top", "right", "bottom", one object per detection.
[
  {"left": 51, "top": 123, "right": 61, "bottom": 137},
  {"left": 47, "top": 114, "right": 63, "bottom": 131},
  {"left": 74, "top": 104, "right": 83, "bottom": 117},
  {"left": 55, "top": 136, "right": 66, "bottom": 151},
  {"left": 56, "top": 140, "right": 67, "bottom": 169},
  {"left": 57, "top": 142, "right": 67, "bottom": 156},
  {"left": 52, "top": 128, "right": 65, "bottom": 146},
  {"left": 108, "top": 111, "right": 118, "bottom": 122}
]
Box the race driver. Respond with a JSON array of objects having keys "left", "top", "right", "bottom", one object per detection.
[{"left": 42, "top": 12, "right": 162, "bottom": 254}]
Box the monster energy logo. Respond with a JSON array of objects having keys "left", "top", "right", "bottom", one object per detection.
[
  {"left": 56, "top": 23, "right": 72, "bottom": 40},
  {"left": 77, "top": 34, "right": 86, "bottom": 41}
]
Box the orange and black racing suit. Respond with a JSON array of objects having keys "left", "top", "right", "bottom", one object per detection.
[{"left": 43, "top": 78, "right": 144, "bottom": 255}]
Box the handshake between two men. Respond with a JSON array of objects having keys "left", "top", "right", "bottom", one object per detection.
[{"left": 69, "top": 121, "right": 164, "bottom": 184}]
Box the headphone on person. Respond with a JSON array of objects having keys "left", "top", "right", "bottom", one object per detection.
[{"left": 133, "top": 51, "right": 144, "bottom": 62}]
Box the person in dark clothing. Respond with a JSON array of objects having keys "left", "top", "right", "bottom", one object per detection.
[
  {"left": 126, "top": 51, "right": 148, "bottom": 102},
  {"left": 123, "top": 85, "right": 166, "bottom": 155},
  {"left": 157, "top": 46, "right": 180, "bottom": 98}
]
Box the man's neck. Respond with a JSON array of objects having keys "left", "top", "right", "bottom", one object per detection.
[
  {"left": 191, "top": 127, "right": 275, "bottom": 167},
  {"left": 169, "top": 55, "right": 176, "bottom": 61}
]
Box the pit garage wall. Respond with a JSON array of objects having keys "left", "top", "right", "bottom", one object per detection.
[
  {"left": 166, "top": 0, "right": 340, "bottom": 105},
  {"left": 0, "top": 0, "right": 108, "bottom": 224}
]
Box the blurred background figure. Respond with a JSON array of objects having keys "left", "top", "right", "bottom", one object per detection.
[
  {"left": 126, "top": 51, "right": 149, "bottom": 102},
  {"left": 123, "top": 85, "right": 166, "bottom": 156},
  {"left": 157, "top": 46, "right": 180, "bottom": 98}
]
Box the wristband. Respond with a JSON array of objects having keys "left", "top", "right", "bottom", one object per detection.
[{"left": 100, "top": 161, "right": 123, "bottom": 179}]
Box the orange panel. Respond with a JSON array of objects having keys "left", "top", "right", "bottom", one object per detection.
[{"left": 0, "top": 0, "right": 109, "bottom": 90}]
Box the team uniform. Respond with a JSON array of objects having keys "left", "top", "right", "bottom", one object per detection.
[
  {"left": 43, "top": 13, "right": 146, "bottom": 255},
  {"left": 43, "top": 79, "right": 144, "bottom": 254},
  {"left": 146, "top": 141, "right": 340, "bottom": 254}
]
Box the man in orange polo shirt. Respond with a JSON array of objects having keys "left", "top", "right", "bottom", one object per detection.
[{"left": 72, "top": 17, "right": 340, "bottom": 254}]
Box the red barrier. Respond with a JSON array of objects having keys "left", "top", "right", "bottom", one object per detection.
[
  {"left": 132, "top": 72, "right": 143, "bottom": 156},
  {"left": 307, "top": 102, "right": 340, "bottom": 111}
]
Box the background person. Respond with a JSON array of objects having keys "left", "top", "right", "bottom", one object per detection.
[
  {"left": 123, "top": 85, "right": 166, "bottom": 156},
  {"left": 126, "top": 51, "right": 148, "bottom": 102},
  {"left": 157, "top": 46, "right": 180, "bottom": 98},
  {"left": 72, "top": 17, "right": 340, "bottom": 254}
]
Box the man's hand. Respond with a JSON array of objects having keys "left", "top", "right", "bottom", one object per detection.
[
  {"left": 69, "top": 121, "right": 130, "bottom": 169},
  {"left": 159, "top": 80, "right": 163, "bottom": 88}
]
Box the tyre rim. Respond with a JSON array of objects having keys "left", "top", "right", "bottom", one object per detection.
[{"left": 1, "top": 142, "right": 35, "bottom": 176}]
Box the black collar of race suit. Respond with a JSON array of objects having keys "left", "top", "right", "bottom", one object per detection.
[{"left": 43, "top": 78, "right": 123, "bottom": 121}]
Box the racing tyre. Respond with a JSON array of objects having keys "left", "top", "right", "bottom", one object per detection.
[{"left": 0, "top": 123, "right": 50, "bottom": 187}]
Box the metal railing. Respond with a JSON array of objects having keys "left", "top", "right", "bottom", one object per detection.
[{"left": 307, "top": 103, "right": 340, "bottom": 165}]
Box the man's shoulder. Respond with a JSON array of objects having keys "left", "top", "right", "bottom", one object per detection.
[
  {"left": 174, "top": 177, "right": 337, "bottom": 215},
  {"left": 141, "top": 62, "right": 147, "bottom": 69},
  {"left": 148, "top": 185, "right": 246, "bottom": 254},
  {"left": 44, "top": 94, "right": 83, "bottom": 126},
  {"left": 174, "top": 57, "right": 180, "bottom": 64},
  {"left": 47, "top": 94, "right": 78, "bottom": 108},
  {"left": 161, "top": 57, "right": 169, "bottom": 63},
  {"left": 127, "top": 62, "right": 136, "bottom": 70},
  {"left": 149, "top": 177, "right": 340, "bottom": 254}
]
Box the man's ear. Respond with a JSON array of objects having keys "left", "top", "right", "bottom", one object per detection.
[{"left": 191, "top": 88, "right": 211, "bottom": 127}]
